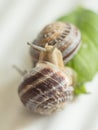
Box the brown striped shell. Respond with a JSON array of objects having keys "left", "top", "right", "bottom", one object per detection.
[
  {"left": 18, "top": 62, "right": 74, "bottom": 115},
  {"left": 30, "top": 22, "right": 81, "bottom": 64}
]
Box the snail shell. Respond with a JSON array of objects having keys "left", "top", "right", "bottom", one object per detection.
[
  {"left": 18, "top": 62, "right": 73, "bottom": 115},
  {"left": 18, "top": 45, "right": 74, "bottom": 115},
  {"left": 30, "top": 22, "right": 81, "bottom": 64}
]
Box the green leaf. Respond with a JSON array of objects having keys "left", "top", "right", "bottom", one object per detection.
[
  {"left": 74, "top": 85, "right": 87, "bottom": 95},
  {"left": 57, "top": 7, "right": 98, "bottom": 95}
]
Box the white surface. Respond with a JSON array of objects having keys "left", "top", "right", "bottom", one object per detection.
[{"left": 0, "top": 0, "right": 98, "bottom": 130}]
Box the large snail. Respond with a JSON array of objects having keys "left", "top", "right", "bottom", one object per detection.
[
  {"left": 16, "top": 44, "right": 76, "bottom": 115},
  {"left": 30, "top": 22, "right": 81, "bottom": 64}
]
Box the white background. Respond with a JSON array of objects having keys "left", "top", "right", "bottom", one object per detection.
[{"left": 0, "top": 0, "right": 98, "bottom": 130}]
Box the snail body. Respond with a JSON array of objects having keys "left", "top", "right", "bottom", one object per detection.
[
  {"left": 30, "top": 22, "right": 81, "bottom": 64},
  {"left": 18, "top": 45, "right": 74, "bottom": 115}
]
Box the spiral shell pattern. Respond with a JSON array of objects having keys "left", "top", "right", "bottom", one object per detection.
[
  {"left": 30, "top": 22, "right": 81, "bottom": 64},
  {"left": 18, "top": 62, "right": 73, "bottom": 115}
]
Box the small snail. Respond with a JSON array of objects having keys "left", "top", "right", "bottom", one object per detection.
[
  {"left": 16, "top": 44, "right": 75, "bottom": 115},
  {"left": 30, "top": 22, "right": 81, "bottom": 64}
]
